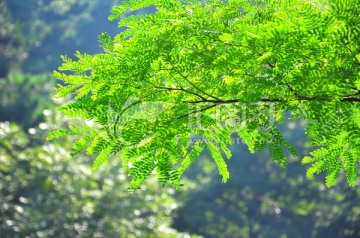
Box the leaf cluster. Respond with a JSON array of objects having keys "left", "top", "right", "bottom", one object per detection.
[{"left": 50, "top": 0, "right": 360, "bottom": 189}]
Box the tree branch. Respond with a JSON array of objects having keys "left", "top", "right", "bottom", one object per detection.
[{"left": 183, "top": 95, "right": 360, "bottom": 104}]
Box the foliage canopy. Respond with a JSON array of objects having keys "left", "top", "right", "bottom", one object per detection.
[{"left": 50, "top": 0, "right": 360, "bottom": 190}]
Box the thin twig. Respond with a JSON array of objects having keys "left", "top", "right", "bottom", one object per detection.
[
  {"left": 178, "top": 71, "right": 222, "bottom": 101},
  {"left": 154, "top": 86, "right": 208, "bottom": 101},
  {"left": 174, "top": 104, "right": 217, "bottom": 121}
]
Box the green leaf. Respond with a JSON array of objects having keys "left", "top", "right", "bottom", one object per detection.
[
  {"left": 93, "top": 146, "right": 112, "bottom": 169},
  {"left": 206, "top": 142, "right": 229, "bottom": 183},
  {"left": 108, "top": 14, "right": 119, "bottom": 21},
  {"left": 46, "top": 129, "right": 68, "bottom": 141},
  {"left": 236, "top": 127, "right": 255, "bottom": 153}
]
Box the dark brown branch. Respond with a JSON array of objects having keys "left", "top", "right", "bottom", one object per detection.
[
  {"left": 183, "top": 95, "right": 360, "bottom": 104},
  {"left": 341, "top": 97, "right": 360, "bottom": 102}
]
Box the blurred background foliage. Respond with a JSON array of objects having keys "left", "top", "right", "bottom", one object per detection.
[{"left": 0, "top": 0, "right": 359, "bottom": 237}]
